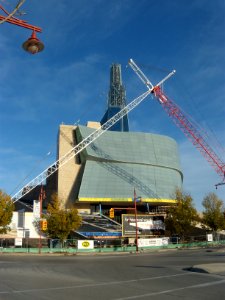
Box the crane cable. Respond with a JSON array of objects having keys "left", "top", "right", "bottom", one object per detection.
[
  {"left": 9, "top": 151, "right": 52, "bottom": 196},
  {"left": 173, "top": 76, "right": 225, "bottom": 160}
]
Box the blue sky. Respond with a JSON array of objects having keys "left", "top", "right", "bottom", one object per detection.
[{"left": 0, "top": 0, "right": 224, "bottom": 211}]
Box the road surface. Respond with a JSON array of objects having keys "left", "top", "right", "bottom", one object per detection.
[{"left": 0, "top": 247, "right": 225, "bottom": 299}]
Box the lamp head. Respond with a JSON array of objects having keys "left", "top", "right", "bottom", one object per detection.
[{"left": 22, "top": 30, "right": 44, "bottom": 54}]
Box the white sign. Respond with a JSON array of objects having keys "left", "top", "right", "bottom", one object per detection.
[
  {"left": 17, "top": 229, "right": 24, "bottom": 238},
  {"left": 138, "top": 237, "right": 169, "bottom": 247},
  {"left": 207, "top": 234, "right": 213, "bottom": 242},
  {"left": 33, "top": 200, "right": 40, "bottom": 218},
  {"left": 122, "top": 214, "right": 165, "bottom": 236},
  {"left": 15, "top": 238, "right": 23, "bottom": 246},
  {"left": 78, "top": 240, "right": 94, "bottom": 250}
]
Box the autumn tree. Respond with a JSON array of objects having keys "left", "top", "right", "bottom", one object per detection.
[
  {"left": 201, "top": 192, "right": 225, "bottom": 234},
  {"left": 44, "top": 193, "right": 82, "bottom": 243},
  {"left": 0, "top": 189, "right": 14, "bottom": 234},
  {"left": 165, "top": 189, "right": 199, "bottom": 241}
]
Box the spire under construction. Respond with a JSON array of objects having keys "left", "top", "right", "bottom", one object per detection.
[{"left": 100, "top": 63, "right": 129, "bottom": 132}]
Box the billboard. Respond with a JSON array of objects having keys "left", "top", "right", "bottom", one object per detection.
[{"left": 122, "top": 214, "right": 165, "bottom": 237}]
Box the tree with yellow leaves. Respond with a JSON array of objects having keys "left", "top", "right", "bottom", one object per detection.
[
  {"left": 44, "top": 193, "right": 82, "bottom": 243},
  {"left": 165, "top": 189, "right": 199, "bottom": 242},
  {"left": 202, "top": 192, "right": 225, "bottom": 234},
  {"left": 0, "top": 189, "right": 14, "bottom": 234}
]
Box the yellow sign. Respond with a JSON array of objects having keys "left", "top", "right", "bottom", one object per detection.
[
  {"left": 82, "top": 241, "right": 90, "bottom": 248},
  {"left": 78, "top": 240, "right": 94, "bottom": 249}
]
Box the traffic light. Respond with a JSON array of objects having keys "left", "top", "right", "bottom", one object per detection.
[
  {"left": 109, "top": 208, "right": 114, "bottom": 218},
  {"left": 41, "top": 219, "right": 47, "bottom": 231}
]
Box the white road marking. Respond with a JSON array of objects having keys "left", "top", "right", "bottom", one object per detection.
[
  {"left": 0, "top": 272, "right": 188, "bottom": 294},
  {"left": 113, "top": 279, "right": 225, "bottom": 300}
]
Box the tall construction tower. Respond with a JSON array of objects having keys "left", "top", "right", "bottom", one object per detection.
[{"left": 101, "top": 64, "right": 129, "bottom": 132}]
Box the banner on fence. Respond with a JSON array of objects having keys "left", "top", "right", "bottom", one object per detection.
[
  {"left": 207, "top": 234, "right": 213, "bottom": 242},
  {"left": 138, "top": 237, "right": 169, "bottom": 247},
  {"left": 15, "top": 238, "right": 23, "bottom": 246},
  {"left": 78, "top": 240, "right": 94, "bottom": 250}
]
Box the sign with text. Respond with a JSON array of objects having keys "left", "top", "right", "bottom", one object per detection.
[
  {"left": 122, "top": 214, "right": 165, "bottom": 237},
  {"left": 138, "top": 237, "right": 169, "bottom": 247}
]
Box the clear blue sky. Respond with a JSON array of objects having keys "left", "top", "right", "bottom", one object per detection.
[{"left": 0, "top": 0, "right": 224, "bottom": 211}]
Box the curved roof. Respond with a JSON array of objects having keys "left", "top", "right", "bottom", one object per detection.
[{"left": 76, "top": 126, "right": 183, "bottom": 203}]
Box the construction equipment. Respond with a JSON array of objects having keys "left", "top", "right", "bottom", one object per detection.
[
  {"left": 12, "top": 68, "right": 175, "bottom": 203},
  {"left": 129, "top": 59, "right": 225, "bottom": 187}
]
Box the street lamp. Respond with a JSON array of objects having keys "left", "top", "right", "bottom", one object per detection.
[
  {"left": 0, "top": 3, "right": 44, "bottom": 54},
  {"left": 22, "top": 30, "right": 44, "bottom": 54}
]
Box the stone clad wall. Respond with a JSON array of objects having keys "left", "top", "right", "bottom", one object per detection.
[{"left": 57, "top": 124, "right": 82, "bottom": 208}]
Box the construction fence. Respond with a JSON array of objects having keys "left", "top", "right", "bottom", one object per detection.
[{"left": 1, "top": 234, "right": 225, "bottom": 254}]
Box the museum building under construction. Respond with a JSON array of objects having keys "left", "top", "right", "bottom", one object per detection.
[{"left": 54, "top": 63, "right": 183, "bottom": 217}]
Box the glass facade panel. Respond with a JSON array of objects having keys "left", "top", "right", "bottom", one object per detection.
[{"left": 76, "top": 126, "right": 183, "bottom": 203}]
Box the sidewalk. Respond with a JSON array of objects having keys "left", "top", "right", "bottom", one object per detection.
[{"left": 190, "top": 263, "right": 225, "bottom": 275}]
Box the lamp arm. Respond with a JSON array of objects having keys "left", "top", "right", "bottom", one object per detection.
[{"left": 0, "top": 3, "right": 42, "bottom": 32}]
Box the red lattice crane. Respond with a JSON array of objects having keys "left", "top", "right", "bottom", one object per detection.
[{"left": 129, "top": 59, "right": 225, "bottom": 188}]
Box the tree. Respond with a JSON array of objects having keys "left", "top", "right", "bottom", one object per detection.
[
  {"left": 44, "top": 193, "right": 82, "bottom": 243},
  {"left": 165, "top": 189, "right": 199, "bottom": 241},
  {"left": 201, "top": 192, "right": 225, "bottom": 233},
  {"left": 0, "top": 189, "right": 14, "bottom": 234}
]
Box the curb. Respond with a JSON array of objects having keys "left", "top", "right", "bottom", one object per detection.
[{"left": 187, "top": 263, "right": 225, "bottom": 274}]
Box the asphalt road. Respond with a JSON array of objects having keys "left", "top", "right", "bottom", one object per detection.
[{"left": 0, "top": 247, "right": 225, "bottom": 300}]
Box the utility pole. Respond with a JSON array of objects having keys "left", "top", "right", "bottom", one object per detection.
[
  {"left": 38, "top": 186, "right": 45, "bottom": 254},
  {"left": 134, "top": 189, "right": 140, "bottom": 252}
]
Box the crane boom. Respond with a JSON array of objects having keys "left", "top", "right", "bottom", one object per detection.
[
  {"left": 129, "top": 59, "right": 225, "bottom": 180},
  {"left": 11, "top": 89, "right": 150, "bottom": 202},
  {"left": 13, "top": 84, "right": 165, "bottom": 202},
  {"left": 12, "top": 65, "right": 177, "bottom": 203},
  {"left": 128, "top": 59, "right": 176, "bottom": 91}
]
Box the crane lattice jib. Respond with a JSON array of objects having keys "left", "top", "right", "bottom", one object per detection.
[
  {"left": 11, "top": 66, "right": 179, "bottom": 203},
  {"left": 11, "top": 90, "right": 151, "bottom": 203},
  {"left": 153, "top": 86, "right": 225, "bottom": 178},
  {"left": 129, "top": 59, "right": 225, "bottom": 180}
]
